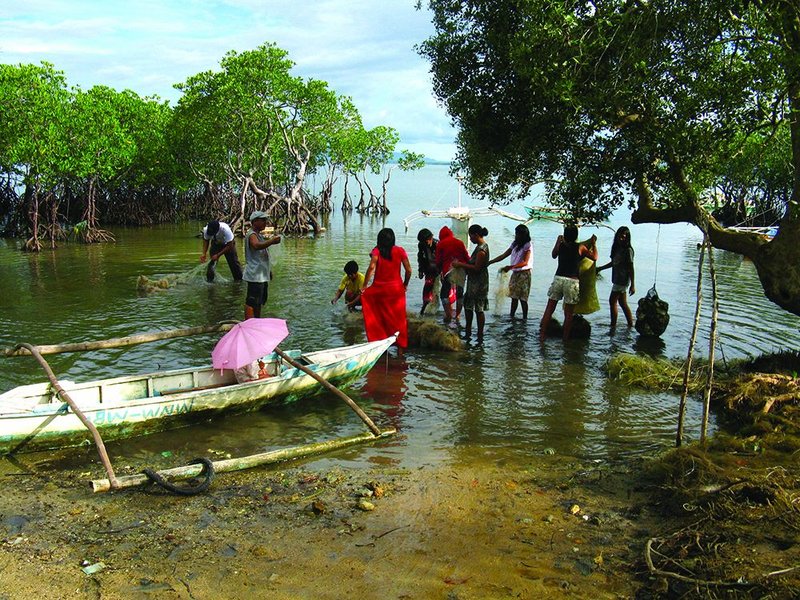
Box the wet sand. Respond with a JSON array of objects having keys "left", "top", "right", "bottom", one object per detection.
[{"left": 0, "top": 454, "right": 651, "bottom": 599}]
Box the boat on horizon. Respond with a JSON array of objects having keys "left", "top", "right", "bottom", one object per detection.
[
  {"left": 403, "top": 172, "right": 529, "bottom": 238},
  {"left": 0, "top": 335, "right": 396, "bottom": 455}
]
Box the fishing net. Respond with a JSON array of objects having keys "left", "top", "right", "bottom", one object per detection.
[
  {"left": 542, "top": 315, "right": 591, "bottom": 339},
  {"left": 407, "top": 315, "right": 463, "bottom": 351},
  {"left": 137, "top": 264, "right": 213, "bottom": 294},
  {"left": 494, "top": 270, "right": 510, "bottom": 315},
  {"left": 635, "top": 286, "right": 670, "bottom": 337},
  {"left": 422, "top": 277, "right": 442, "bottom": 315},
  {"left": 447, "top": 267, "right": 466, "bottom": 289}
]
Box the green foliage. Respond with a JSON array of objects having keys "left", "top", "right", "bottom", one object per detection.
[
  {"left": 66, "top": 85, "right": 137, "bottom": 180},
  {"left": 419, "top": 0, "right": 791, "bottom": 223},
  {"left": 713, "top": 126, "right": 791, "bottom": 226},
  {"left": 397, "top": 150, "right": 425, "bottom": 171},
  {"left": 0, "top": 42, "right": 406, "bottom": 237},
  {"left": 171, "top": 43, "right": 297, "bottom": 186},
  {"left": 0, "top": 62, "right": 70, "bottom": 185},
  {"left": 169, "top": 42, "right": 392, "bottom": 204}
]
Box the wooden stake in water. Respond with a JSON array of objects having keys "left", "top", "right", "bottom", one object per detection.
[
  {"left": 701, "top": 242, "right": 719, "bottom": 444},
  {"left": 676, "top": 235, "right": 706, "bottom": 447}
]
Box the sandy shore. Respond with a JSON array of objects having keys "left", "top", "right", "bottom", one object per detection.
[{"left": 0, "top": 453, "right": 652, "bottom": 599}]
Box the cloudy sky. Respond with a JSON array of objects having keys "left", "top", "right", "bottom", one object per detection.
[{"left": 0, "top": 0, "right": 456, "bottom": 161}]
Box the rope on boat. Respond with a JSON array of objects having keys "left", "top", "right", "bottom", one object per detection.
[{"left": 142, "top": 457, "right": 215, "bottom": 495}]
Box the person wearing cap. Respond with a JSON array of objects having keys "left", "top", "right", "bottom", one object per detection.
[
  {"left": 243, "top": 210, "right": 281, "bottom": 319},
  {"left": 200, "top": 220, "right": 243, "bottom": 282}
]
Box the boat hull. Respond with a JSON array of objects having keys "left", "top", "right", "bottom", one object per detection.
[{"left": 0, "top": 336, "right": 394, "bottom": 454}]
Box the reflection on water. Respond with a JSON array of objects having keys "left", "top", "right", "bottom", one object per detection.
[{"left": 0, "top": 166, "right": 798, "bottom": 472}]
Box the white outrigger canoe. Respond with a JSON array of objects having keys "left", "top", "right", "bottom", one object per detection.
[{"left": 0, "top": 335, "right": 395, "bottom": 455}]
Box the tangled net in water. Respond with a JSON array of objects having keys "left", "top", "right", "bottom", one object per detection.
[
  {"left": 493, "top": 270, "right": 510, "bottom": 316},
  {"left": 407, "top": 315, "right": 463, "bottom": 351},
  {"left": 137, "top": 264, "right": 211, "bottom": 294}
]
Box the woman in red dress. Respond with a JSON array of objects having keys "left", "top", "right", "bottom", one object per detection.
[{"left": 361, "top": 228, "right": 412, "bottom": 351}]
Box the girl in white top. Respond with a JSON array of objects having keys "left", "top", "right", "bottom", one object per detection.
[{"left": 488, "top": 224, "right": 533, "bottom": 319}]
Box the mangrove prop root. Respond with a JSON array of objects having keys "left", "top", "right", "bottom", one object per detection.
[
  {"left": 725, "top": 373, "right": 799, "bottom": 413},
  {"left": 645, "top": 536, "right": 758, "bottom": 589}
]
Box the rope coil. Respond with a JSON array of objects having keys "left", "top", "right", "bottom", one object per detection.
[{"left": 142, "top": 457, "right": 215, "bottom": 495}]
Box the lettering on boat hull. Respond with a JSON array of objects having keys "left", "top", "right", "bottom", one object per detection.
[{"left": 92, "top": 399, "right": 195, "bottom": 426}]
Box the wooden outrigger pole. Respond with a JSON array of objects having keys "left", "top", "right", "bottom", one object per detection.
[
  {"left": 1, "top": 323, "right": 238, "bottom": 357},
  {"left": 91, "top": 429, "right": 396, "bottom": 493},
  {"left": 12, "top": 343, "right": 120, "bottom": 489},
  {"left": 273, "top": 347, "right": 381, "bottom": 436}
]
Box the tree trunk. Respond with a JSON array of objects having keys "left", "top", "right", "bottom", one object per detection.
[
  {"left": 23, "top": 180, "right": 42, "bottom": 252},
  {"left": 632, "top": 163, "right": 800, "bottom": 317},
  {"left": 354, "top": 173, "right": 366, "bottom": 212},
  {"left": 342, "top": 175, "right": 352, "bottom": 211},
  {"left": 78, "top": 177, "right": 114, "bottom": 244}
]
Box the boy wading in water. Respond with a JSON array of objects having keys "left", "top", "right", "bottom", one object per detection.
[{"left": 540, "top": 225, "right": 598, "bottom": 341}]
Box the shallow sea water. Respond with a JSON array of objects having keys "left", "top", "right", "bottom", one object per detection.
[{"left": 1, "top": 165, "right": 798, "bottom": 473}]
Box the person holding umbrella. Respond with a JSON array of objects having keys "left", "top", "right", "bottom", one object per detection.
[{"left": 243, "top": 211, "right": 281, "bottom": 320}]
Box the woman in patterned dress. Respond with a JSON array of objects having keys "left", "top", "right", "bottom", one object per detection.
[{"left": 452, "top": 224, "right": 490, "bottom": 343}]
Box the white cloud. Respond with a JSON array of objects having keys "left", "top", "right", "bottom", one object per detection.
[{"left": 0, "top": 0, "right": 456, "bottom": 161}]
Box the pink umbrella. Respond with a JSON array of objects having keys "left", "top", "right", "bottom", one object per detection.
[{"left": 212, "top": 318, "right": 289, "bottom": 371}]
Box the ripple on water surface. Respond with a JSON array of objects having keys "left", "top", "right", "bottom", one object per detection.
[{"left": 1, "top": 169, "right": 797, "bottom": 471}]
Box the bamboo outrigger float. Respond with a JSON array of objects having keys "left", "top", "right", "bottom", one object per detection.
[{"left": 1, "top": 323, "right": 397, "bottom": 493}]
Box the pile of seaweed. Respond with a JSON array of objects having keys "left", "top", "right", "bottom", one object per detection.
[
  {"left": 606, "top": 351, "right": 800, "bottom": 421},
  {"left": 406, "top": 316, "right": 463, "bottom": 352},
  {"left": 607, "top": 350, "right": 800, "bottom": 596},
  {"left": 605, "top": 353, "right": 714, "bottom": 393}
]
